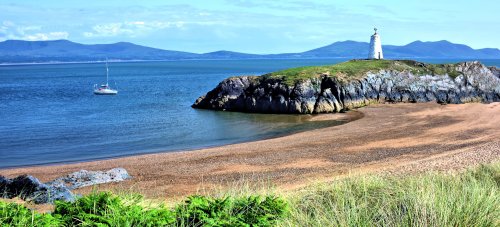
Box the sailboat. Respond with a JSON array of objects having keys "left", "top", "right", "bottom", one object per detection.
[{"left": 93, "top": 61, "right": 118, "bottom": 95}]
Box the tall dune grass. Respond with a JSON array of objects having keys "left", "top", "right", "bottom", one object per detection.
[{"left": 280, "top": 163, "right": 499, "bottom": 226}]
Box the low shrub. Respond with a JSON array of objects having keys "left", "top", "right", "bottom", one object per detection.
[
  {"left": 53, "top": 192, "right": 175, "bottom": 226},
  {"left": 176, "top": 195, "right": 288, "bottom": 226},
  {"left": 1, "top": 192, "right": 288, "bottom": 226},
  {"left": 0, "top": 200, "right": 61, "bottom": 226}
]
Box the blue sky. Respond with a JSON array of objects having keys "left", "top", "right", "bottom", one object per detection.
[{"left": 0, "top": 0, "right": 498, "bottom": 53}]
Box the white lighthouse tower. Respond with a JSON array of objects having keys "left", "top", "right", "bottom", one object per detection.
[{"left": 368, "top": 28, "right": 383, "bottom": 59}]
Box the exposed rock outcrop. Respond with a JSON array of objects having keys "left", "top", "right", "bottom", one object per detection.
[
  {"left": 48, "top": 167, "right": 131, "bottom": 190},
  {"left": 0, "top": 175, "right": 74, "bottom": 204},
  {"left": 0, "top": 168, "right": 131, "bottom": 204},
  {"left": 0, "top": 175, "right": 12, "bottom": 198},
  {"left": 193, "top": 61, "right": 500, "bottom": 114}
]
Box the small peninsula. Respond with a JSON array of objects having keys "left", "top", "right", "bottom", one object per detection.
[{"left": 193, "top": 59, "right": 500, "bottom": 114}]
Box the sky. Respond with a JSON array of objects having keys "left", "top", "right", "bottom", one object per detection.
[{"left": 0, "top": 0, "right": 498, "bottom": 54}]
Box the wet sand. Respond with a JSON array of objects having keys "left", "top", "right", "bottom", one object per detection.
[{"left": 1, "top": 103, "right": 499, "bottom": 199}]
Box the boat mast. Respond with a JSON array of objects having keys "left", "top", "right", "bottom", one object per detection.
[{"left": 106, "top": 61, "right": 109, "bottom": 86}]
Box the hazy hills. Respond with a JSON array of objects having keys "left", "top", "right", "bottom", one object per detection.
[
  {"left": 296, "top": 40, "right": 500, "bottom": 59},
  {"left": 0, "top": 39, "right": 499, "bottom": 63}
]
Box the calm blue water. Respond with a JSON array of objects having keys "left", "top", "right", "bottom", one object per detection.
[{"left": 0, "top": 58, "right": 499, "bottom": 168}]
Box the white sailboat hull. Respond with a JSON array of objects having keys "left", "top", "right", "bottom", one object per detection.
[{"left": 94, "top": 88, "right": 118, "bottom": 95}]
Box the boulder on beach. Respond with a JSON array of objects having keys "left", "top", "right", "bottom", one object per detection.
[
  {"left": 0, "top": 168, "right": 131, "bottom": 204},
  {"left": 0, "top": 174, "right": 74, "bottom": 204},
  {"left": 49, "top": 167, "right": 131, "bottom": 190},
  {"left": 0, "top": 175, "right": 13, "bottom": 198}
]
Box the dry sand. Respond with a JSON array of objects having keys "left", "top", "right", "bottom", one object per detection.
[{"left": 1, "top": 103, "right": 499, "bottom": 199}]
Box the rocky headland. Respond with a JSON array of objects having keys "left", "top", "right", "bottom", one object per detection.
[{"left": 193, "top": 60, "right": 500, "bottom": 114}]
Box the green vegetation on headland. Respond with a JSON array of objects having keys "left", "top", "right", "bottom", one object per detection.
[
  {"left": 1, "top": 162, "right": 498, "bottom": 226},
  {"left": 263, "top": 59, "right": 463, "bottom": 86}
]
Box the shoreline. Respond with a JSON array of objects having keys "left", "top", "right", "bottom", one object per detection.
[
  {"left": 0, "top": 111, "right": 362, "bottom": 170},
  {"left": 1, "top": 103, "right": 499, "bottom": 198}
]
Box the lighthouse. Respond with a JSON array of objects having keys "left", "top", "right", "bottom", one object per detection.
[{"left": 368, "top": 28, "right": 383, "bottom": 59}]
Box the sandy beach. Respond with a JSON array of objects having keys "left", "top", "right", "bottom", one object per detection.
[{"left": 1, "top": 103, "right": 499, "bottom": 199}]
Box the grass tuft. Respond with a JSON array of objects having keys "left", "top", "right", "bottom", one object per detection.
[{"left": 0, "top": 200, "right": 61, "bottom": 226}]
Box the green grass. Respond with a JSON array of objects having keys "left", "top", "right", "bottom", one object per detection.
[
  {"left": 280, "top": 162, "right": 500, "bottom": 227},
  {"left": 1, "top": 162, "right": 498, "bottom": 226},
  {"left": 0, "top": 201, "right": 61, "bottom": 226},
  {"left": 263, "top": 59, "right": 463, "bottom": 86}
]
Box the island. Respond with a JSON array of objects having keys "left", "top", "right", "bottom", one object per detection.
[{"left": 193, "top": 59, "right": 500, "bottom": 114}]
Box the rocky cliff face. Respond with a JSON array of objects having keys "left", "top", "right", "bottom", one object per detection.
[{"left": 193, "top": 61, "right": 500, "bottom": 114}]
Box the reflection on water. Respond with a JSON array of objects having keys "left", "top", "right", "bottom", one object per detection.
[{"left": 194, "top": 109, "right": 348, "bottom": 145}]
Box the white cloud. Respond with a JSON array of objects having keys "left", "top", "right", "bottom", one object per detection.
[
  {"left": 127, "top": 21, "right": 187, "bottom": 29},
  {"left": 84, "top": 22, "right": 142, "bottom": 37},
  {"left": 16, "top": 25, "right": 41, "bottom": 35},
  {"left": 129, "top": 21, "right": 145, "bottom": 25},
  {"left": 23, "top": 32, "right": 69, "bottom": 41},
  {"left": 0, "top": 21, "right": 69, "bottom": 41},
  {"left": 90, "top": 23, "right": 133, "bottom": 37},
  {"left": 0, "top": 20, "right": 15, "bottom": 34},
  {"left": 82, "top": 21, "right": 204, "bottom": 38}
]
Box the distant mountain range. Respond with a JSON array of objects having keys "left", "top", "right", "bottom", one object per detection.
[{"left": 0, "top": 39, "right": 499, "bottom": 63}]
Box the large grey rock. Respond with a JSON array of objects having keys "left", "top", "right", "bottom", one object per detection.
[
  {"left": 490, "top": 67, "right": 500, "bottom": 79},
  {"left": 193, "top": 61, "right": 500, "bottom": 114},
  {"left": 9, "top": 175, "right": 46, "bottom": 201},
  {"left": 49, "top": 167, "right": 131, "bottom": 190},
  {"left": 42, "top": 181, "right": 76, "bottom": 203},
  {"left": 192, "top": 76, "right": 258, "bottom": 111},
  {"left": 0, "top": 175, "right": 13, "bottom": 198},
  {"left": 6, "top": 175, "right": 74, "bottom": 204},
  {"left": 0, "top": 168, "right": 130, "bottom": 204}
]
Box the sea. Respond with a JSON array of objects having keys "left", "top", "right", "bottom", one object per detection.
[{"left": 1, "top": 58, "right": 499, "bottom": 168}]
